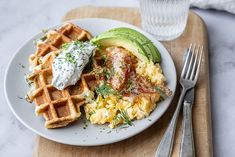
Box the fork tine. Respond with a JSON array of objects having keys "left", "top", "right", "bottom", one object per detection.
[
  {"left": 190, "top": 45, "right": 199, "bottom": 80},
  {"left": 194, "top": 46, "right": 203, "bottom": 81},
  {"left": 181, "top": 44, "right": 192, "bottom": 78},
  {"left": 185, "top": 44, "right": 196, "bottom": 79}
]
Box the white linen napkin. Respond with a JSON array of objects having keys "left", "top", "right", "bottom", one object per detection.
[{"left": 191, "top": 0, "right": 235, "bottom": 14}]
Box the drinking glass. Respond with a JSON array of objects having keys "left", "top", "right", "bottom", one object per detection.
[{"left": 140, "top": 0, "right": 190, "bottom": 41}]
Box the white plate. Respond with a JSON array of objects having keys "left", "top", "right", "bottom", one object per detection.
[{"left": 4, "top": 18, "right": 176, "bottom": 146}]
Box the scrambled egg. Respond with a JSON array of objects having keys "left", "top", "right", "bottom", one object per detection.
[
  {"left": 136, "top": 61, "right": 166, "bottom": 85},
  {"left": 84, "top": 93, "right": 160, "bottom": 128},
  {"left": 83, "top": 48, "right": 167, "bottom": 128}
]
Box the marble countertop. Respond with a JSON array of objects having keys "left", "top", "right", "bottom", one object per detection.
[{"left": 1, "top": 0, "right": 235, "bottom": 156}]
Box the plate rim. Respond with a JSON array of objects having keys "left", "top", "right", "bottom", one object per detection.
[{"left": 4, "top": 18, "right": 177, "bottom": 146}]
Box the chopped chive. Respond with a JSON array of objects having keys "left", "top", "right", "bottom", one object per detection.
[
  {"left": 120, "top": 110, "right": 132, "bottom": 126},
  {"left": 61, "top": 43, "right": 69, "bottom": 50},
  {"left": 39, "top": 35, "right": 47, "bottom": 41},
  {"left": 101, "top": 55, "right": 107, "bottom": 66},
  {"left": 19, "top": 63, "right": 25, "bottom": 69},
  {"left": 155, "top": 86, "right": 168, "bottom": 100},
  {"left": 17, "top": 96, "right": 24, "bottom": 100},
  {"left": 95, "top": 82, "right": 117, "bottom": 98}
]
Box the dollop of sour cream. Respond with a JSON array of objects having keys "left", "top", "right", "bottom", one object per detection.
[{"left": 52, "top": 41, "right": 96, "bottom": 90}]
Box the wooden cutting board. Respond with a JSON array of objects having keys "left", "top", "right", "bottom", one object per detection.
[{"left": 33, "top": 6, "right": 212, "bottom": 157}]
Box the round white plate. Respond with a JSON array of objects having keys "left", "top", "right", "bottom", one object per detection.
[{"left": 4, "top": 18, "right": 176, "bottom": 146}]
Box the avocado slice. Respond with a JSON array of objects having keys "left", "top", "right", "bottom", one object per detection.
[
  {"left": 91, "top": 33, "right": 149, "bottom": 62},
  {"left": 101, "top": 30, "right": 158, "bottom": 63},
  {"left": 107, "top": 27, "right": 161, "bottom": 63}
]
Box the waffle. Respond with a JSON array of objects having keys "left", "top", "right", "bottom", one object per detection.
[
  {"left": 26, "top": 23, "right": 97, "bottom": 128},
  {"left": 29, "top": 23, "right": 92, "bottom": 68}
]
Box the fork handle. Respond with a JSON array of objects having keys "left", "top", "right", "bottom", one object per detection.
[
  {"left": 155, "top": 89, "right": 186, "bottom": 157},
  {"left": 180, "top": 102, "right": 195, "bottom": 157}
]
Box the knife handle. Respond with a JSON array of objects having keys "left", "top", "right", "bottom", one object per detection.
[
  {"left": 155, "top": 89, "right": 187, "bottom": 157},
  {"left": 180, "top": 102, "right": 195, "bottom": 157}
]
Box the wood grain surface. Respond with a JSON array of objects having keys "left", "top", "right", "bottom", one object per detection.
[{"left": 33, "top": 6, "right": 213, "bottom": 157}]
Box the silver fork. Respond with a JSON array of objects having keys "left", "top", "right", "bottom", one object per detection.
[{"left": 155, "top": 44, "right": 203, "bottom": 157}]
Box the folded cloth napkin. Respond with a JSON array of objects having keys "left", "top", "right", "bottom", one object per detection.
[{"left": 191, "top": 0, "right": 235, "bottom": 14}]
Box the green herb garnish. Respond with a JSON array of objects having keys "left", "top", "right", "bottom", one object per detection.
[
  {"left": 88, "top": 111, "right": 96, "bottom": 119},
  {"left": 40, "top": 35, "right": 47, "bottom": 41},
  {"left": 120, "top": 125, "right": 130, "bottom": 129},
  {"left": 103, "top": 68, "right": 111, "bottom": 80},
  {"left": 61, "top": 43, "right": 69, "bottom": 50},
  {"left": 39, "top": 29, "right": 48, "bottom": 41},
  {"left": 120, "top": 110, "right": 132, "bottom": 126},
  {"left": 92, "top": 42, "right": 102, "bottom": 49},
  {"left": 95, "top": 82, "right": 117, "bottom": 98},
  {"left": 74, "top": 40, "right": 82, "bottom": 46},
  {"left": 17, "top": 96, "right": 24, "bottom": 100},
  {"left": 65, "top": 53, "right": 76, "bottom": 64},
  {"left": 89, "top": 110, "right": 96, "bottom": 115},
  {"left": 83, "top": 120, "right": 88, "bottom": 129},
  {"left": 113, "top": 113, "right": 122, "bottom": 126},
  {"left": 19, "top": 63, "right": 25, "bottom": 69},
  {"left": 101, "top": 55, "right": 107, "bottom": 66},
  {"left": 126, "top": 79, "right": 133, "bottom": 92},
  {"left": 155, "top": 86, "right": 167, "bottom": 100}
]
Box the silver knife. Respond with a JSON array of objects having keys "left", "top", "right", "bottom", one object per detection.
[{"left": 180, "top": 87, "right": 195, "bottom": 157}]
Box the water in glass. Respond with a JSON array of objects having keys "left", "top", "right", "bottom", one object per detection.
[{"left": 140, "top": 0, "right": 190, "bottom": 41}]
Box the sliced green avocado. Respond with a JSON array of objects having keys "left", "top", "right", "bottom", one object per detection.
[
  {"left": 91, "top": 34, "right": 149, "bottom": 62},
  {"left": 107, "top": 27, "right": 161, "bottom": 63},
  {"left": 100, "top": 30, "right": 158, "bottom": 63}
]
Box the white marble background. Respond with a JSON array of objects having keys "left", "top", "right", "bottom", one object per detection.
[{"left": 1, "top": 0, "right": 235, "bottom": 157}]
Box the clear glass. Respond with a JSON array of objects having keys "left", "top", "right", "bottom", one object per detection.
[{"left": 140, "top": 0, "right": 190, "bottom": 41}]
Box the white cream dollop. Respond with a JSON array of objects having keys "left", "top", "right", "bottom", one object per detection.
[{"left": 52, "top": 41, "right": 96, "bottom": 90}]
